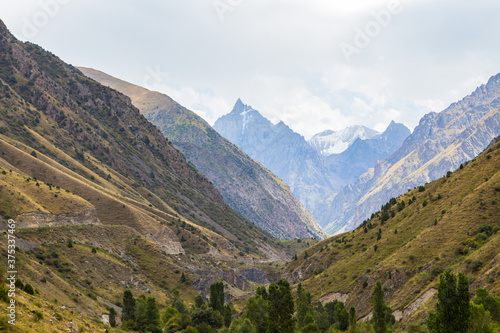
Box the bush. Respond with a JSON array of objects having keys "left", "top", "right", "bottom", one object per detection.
[
  {"left": 470, "top": 260, "right": 483, "bottom": 272},
  {"left": 14, "top": 279, "right": 24, "bottom": 290},
  {"left": 430, "top": 266, "right": 444, "bottom": 278},
  {"left": 475, "top": 233, "right": 488, "bottom": 242},
  {"left": 33, "top": 310, "right": 44, "bottom": 322},
  {"left": 418, "top": 186, "right": 426, "bottom": 192}
]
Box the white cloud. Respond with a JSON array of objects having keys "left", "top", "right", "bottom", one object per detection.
[{"left": 1, "top": 0, "right": 499, "bottom": 138}]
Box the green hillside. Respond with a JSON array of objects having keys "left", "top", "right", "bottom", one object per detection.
[{"left": 284, "top": 139, "right": 500, "bottom": 327}]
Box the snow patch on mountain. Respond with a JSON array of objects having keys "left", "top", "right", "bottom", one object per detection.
[{"left": 309, "top": 126, "right": 380, "bottom": 156}]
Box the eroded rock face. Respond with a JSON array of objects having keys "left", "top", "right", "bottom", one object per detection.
[
  {"left": 239, "top": 268, "right": 269, "bottom": 284},
  {"left": 152, "top": 226, "right": 185, "bottom": 255},
  {"left": 16, "top": 208, "right": 100, "bottom": 228}
]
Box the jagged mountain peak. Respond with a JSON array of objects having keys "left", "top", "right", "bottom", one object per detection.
[
  {"left": 231, "top": 98, "right": 254, "bottom": 115},
  {"left": 379, "top": 121, "right": 411, "bottom": 140}
]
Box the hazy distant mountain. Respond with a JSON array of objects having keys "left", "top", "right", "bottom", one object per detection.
[
  {"left": 79, "top": 68, "right": 327, "bottom": 240},
  {"left": 309, "top": 125, "right": 380, "bottom": 156},
  {"left": 213, "top": 100, "right": 337, "bottom": 214},
  {"left": 326, "top": 121, "right": 411, "bottom": 184},
  {"left": 324, "top": 73, "right": 500, "bottom": 234},
  {"left": 214, "top": 100, "right": 413, "bottom": 229}
]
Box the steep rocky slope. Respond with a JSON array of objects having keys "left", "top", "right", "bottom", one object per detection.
[
  {"left": 0, "top": 18, "right": 290, "bottom": 329},
  {"left": 324, "top": 74, "right": 500, "bottom": 234},
  {"left": 78, "top": 67, "right": 326, "bottom": 240},
  {"left": 284, "top": 140, "right": 500, "bottom": 325}
]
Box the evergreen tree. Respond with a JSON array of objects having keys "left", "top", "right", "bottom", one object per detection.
[
  {"left": 372, "top": 281, "right": 387, "bottom": 333},
  {"left": 267, "top": 279, "right": 295, "bottom": 333},
  {"left": 245, "top": 295, "right": 268, "bottom": 333},
  {"left": 122, "top": 289, "right": 136, "bottom": 322},
  {"left": 427, "top": 271, "right": 470, "bottom": 333},
  {"left": 301, "top": 322, "right": 321, "bottom": 333},
  {"left": 313, "top": 302, "right": 330, "bottom": 332},
  {"left": 256, "top": 286, "right": 268, "bottom": 300},
  {"left": 173, "top": 298, "right": 188, "bottom": 314},
  {"left": 195, "top": 295, "right": 205, "bottom": 308},
  {"left": 334, "top": 304, "right": 349, "bottom": 331},
  {"left": 144, "top": 296, "right": 161, "bottom": 332},
  {"left": 108, "top": 307, "right": 117, "bottom": 328},
  {"left": 297, "top": 283, "right": 314, "bottom": 329},
  {"left": 210, "top": 281, "right": 225, "bottom": 313},
  {"left": 224, "top": 304, "right": 232, "bottom": 327},
  {"left": 324, "top": 300, "right": 340, "bottom": 327},
  {"left": 349, "top": 307, "right": 356, "bottom": 333}
]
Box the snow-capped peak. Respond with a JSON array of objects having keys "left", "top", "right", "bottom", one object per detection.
[{"left": 308, "top": 125, "right": 379, "bottom": 156}]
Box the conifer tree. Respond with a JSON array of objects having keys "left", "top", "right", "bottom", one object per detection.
[
  {"left": 122, "top": 289, "right": 136, "bottom": 322},
  {"left": 349, "top": 306, "right": 356, "bottom": 333},
  {"left": 297, "top": 283, "right": 313, "bottom": 329},
  {"left": 245, "top": 295, "right": 268, "bottom": 333},
  {"left": 108, "top": 307, "right": 117, "bottom": 328},
  {"left": 195, "top": 295, "right": 205, "bottom": 308},
  {"left": 210, "top": 281, "right": 225, "bottom": 313},
  {"left": 268, "top": 279, "right": 295, "bottom": 333},
  {"left": 372, "top": 281, "right": 387, "bottom": 333},
  {"left": 144, "top": 296, "right": 161, "bottom": 332},
  {"left": 427, "top": 271, "right": 471, "bottom": 333}
]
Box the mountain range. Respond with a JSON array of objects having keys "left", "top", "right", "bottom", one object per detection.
[
  {"left": 0, "top": 16, "right": 500, "bottom": 332},
  {"left": 323, "top": 73, "right": 500, "bottom": 234},
  {"left": 77, "top": 68, "right": 326, "bottom": 240},
  {"left": 213, "top": 100, "right": 411, "bottom": 227}
]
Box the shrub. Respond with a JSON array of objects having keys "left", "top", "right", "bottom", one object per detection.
[
  {"left": 418, "top": 186, "right": 425, "bottom": 192},
  {"left": 470, "top": 260, "right": 483, "bottom": 272},
  {"left": 430, "top": 266, "right": 444, "bottom": 278},
  {"left": 475, "top": 233, "right": 488, "bottom": 242},
  {"left": 33, "top": 310, "right": 43, "bottom": 322}
]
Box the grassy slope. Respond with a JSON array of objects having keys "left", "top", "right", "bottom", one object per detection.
[
  {"left": 284, "top": 141, "right": 500, "bottom": 325},
  {"left": 0, "top": 18, "right": 291, "bottom": 330}
]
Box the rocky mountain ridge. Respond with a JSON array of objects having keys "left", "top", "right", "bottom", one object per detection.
[
  {"left": 78, "top": 68, "right": 327, "bottom": 240},
  {"left": 324, "top": 73, "right": 500, "bottom": 234}
]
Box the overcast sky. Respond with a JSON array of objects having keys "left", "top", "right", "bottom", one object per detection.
[{"left": 1, "top": 0, "right": 499, "bottom": 138}]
